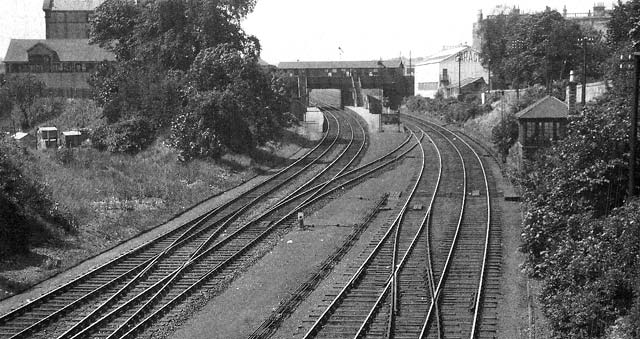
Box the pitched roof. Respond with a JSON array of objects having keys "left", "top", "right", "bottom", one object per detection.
[
  {"left": 515, "top": 95, "right": 568, "bottom": 119},
  {"left": 43, "top": 0, "right": 105, "bottom": 11},
  {"left": 416, "top": 45, "right": 471, "bottom": 66},
  {"left": 278, "top": 60, "right": 402, "bottom": 70},
  {"left": 3, "top": 39, "right": 115, "bottom": 62},
  {"left": 446, "top": 76, "right": 486, "bottom": 89}
]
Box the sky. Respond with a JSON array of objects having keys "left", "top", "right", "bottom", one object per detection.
[{"left": 0, "top": 0, "right": 604, "bottom": 64}]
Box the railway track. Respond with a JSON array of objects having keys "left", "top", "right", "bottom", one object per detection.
[
  {"left": 0, "top": 107, "right": 371, "bottom": 339},
  {"left": 299, "top": 114, "right": 500, "bottom": 339}
]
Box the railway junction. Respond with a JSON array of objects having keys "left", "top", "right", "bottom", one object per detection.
[{"left": 0, "top": 98, "right": 523, "bottom": 338}]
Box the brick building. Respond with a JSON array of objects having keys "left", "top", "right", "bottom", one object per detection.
[{"left": 3, "top": 0, "right": 114, "bottom": 98}]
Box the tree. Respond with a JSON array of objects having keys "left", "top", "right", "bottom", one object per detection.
[
  {"left": 491, "top": 113, "right": 518, "bottom": 162},
  {"left": 88, "top": 0, "right": 289, "bottom": 158},
  {"left": 169, "top": 44, "right": 292, "bottom": 161},
  {"left": 478, "top": 7, "right": 607, "bottom": 90},
  {"left": 1, "top": 75, "right": 44, "bottom": 129}
]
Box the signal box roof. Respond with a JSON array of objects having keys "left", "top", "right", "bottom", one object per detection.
[{"left": 515, "top": 95, "right": 568, "bottom": 120}]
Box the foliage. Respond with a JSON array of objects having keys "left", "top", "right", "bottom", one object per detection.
[
  {"left": 607, "top": 0, "right": 640, "bottom": 50},
  {"left": 0, "top": 75, "right": 45, "bottom": 129},
  {"left": 479, "top": 7, "right": 607, "bottom": 90},
  {"left": 404, "top": 95, "right": 487, "bottom": 123},
  {"left": 518, "top": 91, "right": 638, "bottom": 338},
  {"left": 169, "top": 44, "right": 293, "bottom": 161},
  {"left": 0, "top": 138, "right": 76, "bottom": 255},
  {"left": 490, "top": 112, "right": 518, "bottom": 162},
  {"left": 89, "top": 0, "right": 289, "bottom": 158},
  {"left": 91, "top": 117, "right": 155, "bottom": 154}
]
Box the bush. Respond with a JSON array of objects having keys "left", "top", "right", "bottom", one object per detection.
[
  {"left": 0, "top": 138, "right": 76, "bottom": 255},
  {"left": 91, "top": 117, "right": 155, "bottom": 154}
]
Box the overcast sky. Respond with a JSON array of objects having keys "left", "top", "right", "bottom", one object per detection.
[{"left": 1, "top": 0, "right": 604, "bottom": 64}]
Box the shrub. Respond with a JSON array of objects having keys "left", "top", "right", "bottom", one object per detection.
[
  {"left": 91, "top": 117, "right": 155, "bottom": 154},
  {"left": 0, "top": 138, "right": 76, "bottom": 255}
]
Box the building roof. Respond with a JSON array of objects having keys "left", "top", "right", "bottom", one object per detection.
[
  {"left": 38, "top": 126, "right": 58, "bottom": 131},
  {"left": 416, "top": 45, "right": 471, "bottom": 66},
  {"left": 43, "top": 0, "right": 105, "bottom": 11},
  {"left": 447, "top": 76, "right": 486, "bottom": 89},
  {"left": 515, "top": 95, "right": 568, "bottom": 119},
  {"left": 62, "top": 131, "right": 82, "bottom": 136},
  {"left": 278, "top": 60, "right": 403, "bottom": 70},
  {"left": 3, "top": 39, "right": 115, "bottom": 62},
  {"left": 12, "top": 132, "right": 30, "bottom": 140}
]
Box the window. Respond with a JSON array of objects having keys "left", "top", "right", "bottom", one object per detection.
[
  {"left": 75, "top": 63, "right": 82, "bottom": 72},
  {"left": 64, "top": 63, "right": 71, "bottom": 72}
]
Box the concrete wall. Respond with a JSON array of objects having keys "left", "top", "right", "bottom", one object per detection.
[
  {"left": 296, "top": 107, "right": 324, "bottom": 141},
  {"left": 345, "top": 106, "right": 380, "bottom": 131},
  {"left": 569, "top": 80, "right": 611, "bottom": 104}
]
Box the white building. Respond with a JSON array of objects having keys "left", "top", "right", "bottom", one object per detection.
[{"left": 414, "top": 45, "right": 488, "bottom": 99}]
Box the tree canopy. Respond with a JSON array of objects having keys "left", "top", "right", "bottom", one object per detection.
[
  {"left": 478, "top": 7, "right": 608, "bottom": 91},
  {"left": 88, "top": 0, "right": 291, "bottom": 158}
]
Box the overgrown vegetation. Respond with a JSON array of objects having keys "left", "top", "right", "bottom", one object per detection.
[
  {"left": 0, "top": 139, "right": 76, "bottom": 256},
  {"left": 0, "top": 75, "right": 46, "bottom": 130},
  {"left": 478, "top": 6, "right": 608, "bottom": 90},
  {"left": 404, "top": 93, "right": 489, "bottom": 122},
  {"left": 513, "top": 2, "right": 640, "bottom": 337},
  {"left": 88, "top": 0, "right": 292, "bottom": 158}
]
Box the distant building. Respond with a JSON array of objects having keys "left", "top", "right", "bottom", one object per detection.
[
  {"left": 414, "top": 45, "right": 488, "bottom": 99},
  {"left": 43, "top": 0, "right": 105, "bottom": 39},
  {"left": 4, "top": 39, "right": 114, "bottom": 97},
  {"left": 563, "top": 3, "right": 611, "bottom": 35},
  {"left": 3, "top": 0, "right": 113, "bottom": 98},
  {"left": 473, "top": 4, "right": 612, "bottom": 51}
]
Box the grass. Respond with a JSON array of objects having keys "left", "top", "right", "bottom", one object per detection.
[{"left": 0, "top": 99, "right": 309, "bottom": 299}]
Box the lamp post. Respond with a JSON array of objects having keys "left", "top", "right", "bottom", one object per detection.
[{"left": 579, "top": 36, "right": 595, "bottom": 108}]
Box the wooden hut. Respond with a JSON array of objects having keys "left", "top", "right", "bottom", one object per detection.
[{"left": 515, "top": 95, "right": 569, "bottom": 160}]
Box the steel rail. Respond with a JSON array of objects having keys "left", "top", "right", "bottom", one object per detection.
[
  {"left": 97, "top": 108, "right": 365, "bottom": 339},
  {"left": 404, "top": 115, "right": 491, "bottom": 339},
  {"left": 61, "top": 110, "right": 357, "bottom": 339},
  {"left": 1, "top": 109, "right": 343, "bottom": 339},
  {"left": 302, "top": 130, "right": 426, "bottom": 339},
  {"left": 116, "top": 111, "right": 412, "bottom": 339}
]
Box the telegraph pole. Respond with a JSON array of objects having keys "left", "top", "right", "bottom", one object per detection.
[{"left": 630, "top": 53, "right": 640, "bottom": 197}]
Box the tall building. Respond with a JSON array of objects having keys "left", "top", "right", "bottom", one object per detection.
[
  {"left": 43, "top": 0, "right": 105, "bottom": 39},
  {"left": 3, "top": 0, "right": 114, "bottom": 98}
]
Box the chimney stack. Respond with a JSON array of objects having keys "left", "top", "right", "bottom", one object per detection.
[{"left": 567, "top": 70, "right": 577, "bottom": 114}]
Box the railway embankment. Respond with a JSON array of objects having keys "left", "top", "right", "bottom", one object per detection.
[{"left": 0, "top": 136, "right": 308, "bottom": 313}]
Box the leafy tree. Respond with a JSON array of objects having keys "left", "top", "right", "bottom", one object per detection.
[
  {"left": 478, "top": 7, "right": 607, "bottom": 90},
  {"left": 88, "top": 0, "right": 289, "bottom": 158},
  {"left": 0, "top": 75, "right": 44, "bottom": 129},
  {"left": 169, "top": 44, "right": 293, "bottom": 161},
  {"left": 607, "top": 0, "right": 640, "bottom": 49},
  {"left": 491, "top": 113, "right": 518, "bottom": 162}
]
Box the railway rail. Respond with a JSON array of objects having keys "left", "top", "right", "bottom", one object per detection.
[
  {"left": 299, "top": 114, "right": 500, "bottom": 339},
  {"left": 0, "top": 107, "right": 364, "bottom": 339}
]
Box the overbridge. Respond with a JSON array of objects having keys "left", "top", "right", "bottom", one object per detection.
[{"left": 278, "top": 60, "right": 414, "bottom": 112}]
